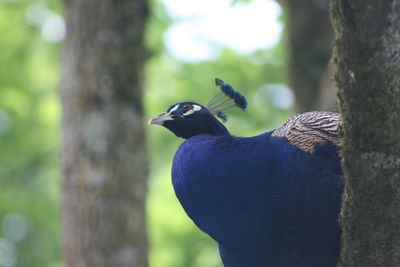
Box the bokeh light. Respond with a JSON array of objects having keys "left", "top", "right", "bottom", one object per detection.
[
  {"left": 2, "top": 213, "right": 28, "bottom": 243},
  {"left": 162, "top": 0, "right": 282, "bottom": 62}
]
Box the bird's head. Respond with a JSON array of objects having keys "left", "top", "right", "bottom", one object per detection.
[{"left": 149, "top": 78, "right": 247, "bottom": 139}]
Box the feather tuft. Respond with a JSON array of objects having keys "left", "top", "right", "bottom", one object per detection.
[
  {"left": 218, "top": 82, "right": 247, "bottom": 110},
  {"left": 215, "top": 78, "right": 225, "bottom": 87},
  {"left": 206, "top": 78, "right": 247, "bottom": 122},
  {"left": 217, "top": 111, "right": 228, "bottom": 122}
]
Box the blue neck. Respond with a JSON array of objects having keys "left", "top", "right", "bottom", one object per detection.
[
  {"left": 200, "top": 115, "right": 230, "bottom": 137},
  {"left": 164, "top": 113, "right": 230, "bottom": 139}
]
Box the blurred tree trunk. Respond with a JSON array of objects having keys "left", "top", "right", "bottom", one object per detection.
[
  {"left": 282, "top": 0, "right": 336, "bottom": 112},
  {"left": 60, "top": 1, "right": 148, "bottom": 267},
  {"left": 331, "top": 0, "right": 400, "bottom": 266}
]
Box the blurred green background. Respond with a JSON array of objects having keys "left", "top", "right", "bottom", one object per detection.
[{"left": 0, "top": 0, "right": 295, "bottom": 266}]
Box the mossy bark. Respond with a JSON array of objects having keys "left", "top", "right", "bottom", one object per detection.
[
  {"left": 60, "top": 0, "right": 148, "bottom": 266},
  {"left": 331, "top": 0, "right": 400, "bottom": 266},
  {"left": 284, "top": 0, "right": 335, "bottom": 112}
]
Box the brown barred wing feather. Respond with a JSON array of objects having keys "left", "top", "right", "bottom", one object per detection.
[{"left": 271, "top": 112, "right": 340, "bottom": 154}]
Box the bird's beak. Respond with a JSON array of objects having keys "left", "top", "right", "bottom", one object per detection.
[{"left": 148, "top": 112, "right": 173, "bottom": 125}]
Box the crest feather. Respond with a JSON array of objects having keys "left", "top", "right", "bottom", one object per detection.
[{"left": 205, "top": 78, "right": 247, "bottom": 122}]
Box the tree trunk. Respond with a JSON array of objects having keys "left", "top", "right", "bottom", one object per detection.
[
  {"left": 331, "top": 1, "right": 400, "bottom": 266},
  {"left": 60, "top": 1, "right": 148, "bottom": 266},
  {"left": 284, "top": 0, "right": 335, "bottom": 112}
]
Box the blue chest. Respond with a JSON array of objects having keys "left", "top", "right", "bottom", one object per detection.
[{"left": 172, "top": 132, "right": 343, "bottom": 267}]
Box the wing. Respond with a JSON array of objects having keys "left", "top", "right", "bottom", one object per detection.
[{"left": 271, "top": 111, "right": 340, "bottom": 154}]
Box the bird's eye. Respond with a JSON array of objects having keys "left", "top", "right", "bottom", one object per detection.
[{"left": 182, "top": 104, "right": 192, "bottom": 110}]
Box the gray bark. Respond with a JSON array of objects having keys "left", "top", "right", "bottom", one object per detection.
[
  {"left": 331, "top": 0, "right": 400, "bottom": 265},
  {"left": 283, "top": 0, "right": 335, "bottom": 112},
  {"left": 60, "top": 0, "right": 148, "bottom": 266}
]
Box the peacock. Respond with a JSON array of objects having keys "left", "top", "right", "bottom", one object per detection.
[{"left": 149, "top": 78, "right": 343, "bottom": 267}]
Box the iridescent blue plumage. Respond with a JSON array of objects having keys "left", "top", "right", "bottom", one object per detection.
[
  {"left": 172, "top": 133, "right": 342, "bottom": 267},
  {"left": 149, "top": 79, "right": 343, "bottom": 267}
]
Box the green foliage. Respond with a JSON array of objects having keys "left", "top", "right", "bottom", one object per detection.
[
  {"left": 0, "top": 0, "right": 291, "bottom": 266},
  {"left": 0, "top": 0, "right": 61, "bottom": 266}
]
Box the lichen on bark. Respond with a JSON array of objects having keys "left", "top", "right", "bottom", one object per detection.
[{"left": 331, "top": 0, "right": 400, "bottom": 266}]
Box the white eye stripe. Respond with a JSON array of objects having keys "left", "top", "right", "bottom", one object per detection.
[
  {"left": 183, "top": 110, "right": 195, "bottom": 116},
  {"left": 168, "top": 103, "right": 202, "bottom": 116},
  {"left": 168, "top": 105, "right": 179, "bottom": 114},
  {"left": 183, "top": 104, "right": 202, "bottom": 116},
  {"left": 193, "top": 105, "right": 201, "bottom": 111}
]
